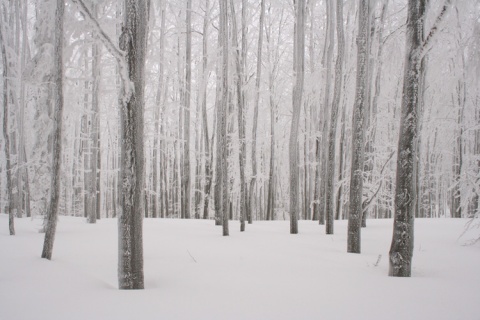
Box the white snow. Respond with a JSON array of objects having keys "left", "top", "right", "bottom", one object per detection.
[{"left": 0, "top": 216, "right": 479, "bottom": 320}]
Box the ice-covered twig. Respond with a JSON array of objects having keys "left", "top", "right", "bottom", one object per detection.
[{"left": 70, "top": 0, "right": 132, "bottom": 104}]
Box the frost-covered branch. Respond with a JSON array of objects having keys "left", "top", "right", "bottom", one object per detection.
[
  {"left": 418, "top": 0, "right": 453, "bottom": 59},
  {"left": 362, "top": 151, "right": 396, "bottom": 214},
  {"left": 70, "top": 0, "right": 132, "bottom": 103}
]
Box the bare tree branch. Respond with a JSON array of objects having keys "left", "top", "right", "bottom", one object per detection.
[
  {"left": 418, "top": 0, "right": 453, "bottom": 59},
  {"left": 70, "top": 0, "right": 132, "bottom": 103},
  {"left": 362, "top": 150, "right": 396, "bottom": 214}
]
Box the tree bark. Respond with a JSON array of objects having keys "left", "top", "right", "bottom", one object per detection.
[
  {"left": 201, "top": 0, "right": 212, "bottom": 220},
  {"left": 389, "top": 0, "right": 426, "bottom": 277},
  {"left": 216, "top": 0, "right": 229, "bottom": 236},
  {"left": 249, "top": 0, "right": 266, "bottom": 224},
  {"left": 117, "top": 0, "right": 149, "bottom": 289},
  {"left": 347, "top": 0, "right": 369, "bottom": 254},
  {"left": 325, "top": 0, "right": 344, "bottom": 234},
  {"left": 230, "top": 0, "right": 247, "bottom": 231},
  {"left": 321, "top": 0, "right": 335, "bottom": 231},
  {"left": 289, "top": 0, "right": 305, "bottom": 234},
  {"left": 182, "top": 0, "right": 192, "bottom": 220},
  {"left": 1, "top": 20, "right": 14, "bottom": 235},
  {"left": 41, "top": 0, "right": 64, "bottom": 259}
]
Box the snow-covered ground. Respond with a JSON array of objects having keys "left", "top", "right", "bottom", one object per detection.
[{"left": 0, "top": 215, "right": 478, "bottom": 320}]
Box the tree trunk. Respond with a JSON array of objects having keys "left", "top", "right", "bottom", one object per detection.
[
  {"left": 347, "top": 0, "right": 369, "bottom": 254},
  {"left": 41, "top": 0, "right": 64, "bottom": 259},
  {"left": 321, "top": 0, "right": 334, "bottom": 231},
  {"left": 30, "top": 0, "right": 56, "bottom": 218},
  {"left": 117, "top": 0, "right": 149, "bottom": 289},
  {"left": 152, "top": 0, "right": 167, "bottom": 219},
  {"left": 389, "top": 0, "right": 427, "bottom": 277},
  {"left": 182, "top": 0, "right": 192, "bottom": 220},
  {"left": 1, "top": 21, "right": 14, "bottom": 235},
  {"left": 289, "top": 0, "right": 305, "bottom": 234},
  {"left": 219, "top": 0, "right": 229, "bottom": 236},
  {"left": 201, "top": 0, "right": 212, "bottom": 220},
  {"left": 325, "top": 0, "right": 344, "bottom": 234},
  {"left": 249, "top": 0, "right": 265, "bottom": 224},
  {"left": 15, "top": 1, "right": 29, "bottom": 220},
  {"left": 230, "top": 0, "right": 247, "bottom": 231}
]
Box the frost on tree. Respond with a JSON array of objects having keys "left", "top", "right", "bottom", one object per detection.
[
  {"left": 215, "top": 0, "right": 229, "bottom": 236},
  {"left": 41, "top": 0, "right": 64, "bottom": 260},
  {"left": 347, "top": 0, "right": 370, "bottom": 254},
  {"left": 70, "top": 0, "right": 149, "bottom": 286},
  {"left": 289, "top": 0, "right": 305, "bottom": 234},
  {"left": 389, "top": 0, "right": 452, "bottom": 277},
  {"left": 0, "top": 20, "right": 14, "bottom": 235},
  {"left": 117, "top": 0, "right": 149, "bottom": 289},
  {"left": 26, "top": 0, "right": 57, "bottom": 217},
  {"left": 118, "top": 0, "right": 148, "bottom": 285}
]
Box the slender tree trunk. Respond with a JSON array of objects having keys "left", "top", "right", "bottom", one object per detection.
[
  {"left": 182, "top": 0, "right": 192, "bottom": 220},
  {"left": 41, "top": 0, "right": 64, "bottom": 259},
  {"left": 1, "top": 22, "right": 14, "bottom": 235},
  {"left": 266, "top": 72, "right": 276, "bottom": 222},
  {"left": 249, "top": 0, "right": 265, "bottom": 224},
  {"left": 152, "top": 0, "right": 166, "bottom": 219},
  {"left": 201, "top": 0, "right": 212, "bottom": 220},
  {"left": 289, "top": 0, "right": 305, "bottom": 234},
  {"left": 347, "top": 0, "right": 369, "bottom": 254},
  {"left": 217, "top": 0, "right": 229, "bottom": 236},
  {"left": 15, "top": 1, "right": 29, "bottom": 220},
  {"left": 325, "top": 0, "right": 344, "bottom": 234},
  {"left": 335, "top": 100, "right": 346, "bottom": 220},
  {"left": 87, "top": 3, "right": 100, "bottom": 223},
  {"left": 321, "top": 0, "right": 334, "bottom": 231},
  {"left": 214, "top": 16, "right": 224, "bottom": 227},
  {"left": 230, "top": 0, "right": 247, "bottom": 231}
]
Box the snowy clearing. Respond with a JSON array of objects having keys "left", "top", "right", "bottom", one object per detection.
[{"left": 0, "top": 216, "right": 479, "bottom": 320}]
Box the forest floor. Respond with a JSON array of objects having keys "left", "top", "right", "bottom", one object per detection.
[{"left": 0, "top": 215, "right": 479, "bottom": 320}]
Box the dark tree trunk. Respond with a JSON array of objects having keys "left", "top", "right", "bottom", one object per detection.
[
  {"left": 389, "top": 0, "right": 426, "bottom": 277},
  {"left": 347, "top": 0, "right": 370, "bottom": 254},
  {"left": 117, "top": 0, "right": 150, "bottom": 289},
  {"left": 289, "top": 0, "right": 305, "bottom": 234}
]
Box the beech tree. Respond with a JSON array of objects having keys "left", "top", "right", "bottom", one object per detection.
[
  {"left": 215, "top": 0, "right": 229, "bottom": 236},
  {"left": 325, "top": 0, "right": 345, "bottom": 235},
  {"left": 117, "top": 0, "right": 150, "bottom": 289},
  {"left": 289, "top": 0, "right": 305, "bottom": 234},
  {"left": 347, "top": 0, "right": 370, "bottom": 254},
  {"left": 41, "top": 0, "right": 64, "bottom": 260},
  {"left": 0, "top": 14, "right": 14, "bottom": 235},
  {"left": 389, "top": 0, "right": 452, "bottom": 277}
]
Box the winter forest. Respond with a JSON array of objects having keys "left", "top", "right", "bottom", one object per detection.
[{"left": 1, "top": 0, "right": 480, "bottom": 318}]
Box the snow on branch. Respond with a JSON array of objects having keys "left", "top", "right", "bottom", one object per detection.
[
  {"left": 362, "top": 150, "right": 396, "bottom": 214},
  {"left": 70, "top": 0, "right": 132, "bottom": 104},
  {"left": 418, "top": 0, "right": 454, "bottom": 60}
]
